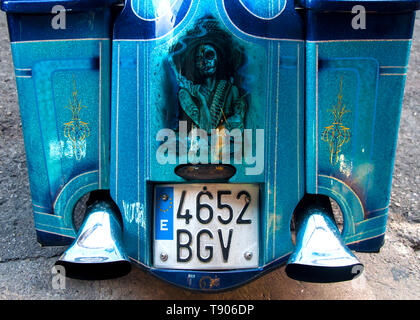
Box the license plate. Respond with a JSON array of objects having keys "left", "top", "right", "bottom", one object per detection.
[{"left": 153, "top": 184, "right": 259, "bottom": 270}]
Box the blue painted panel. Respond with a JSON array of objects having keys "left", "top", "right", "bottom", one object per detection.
[
  {"left": 146, "top": 252, "right": 291, "bottom": 291},
  {"left": 5, "top": 5, "right": 119, "bottom": 42},
  {"left": 110, "top": 0, "right": 305, "bottom": 272},
  {"left": 305, "top": 8, "right": 416, "bottom": 252},
  {"left": 113, "top": 0, "right": 194, "bottom": 40},
  {"left": 154, "top": 187, "right": 175, "bottom": 240},
  {"left": 299, "top": 0, "right": 420, "bottom": 12},
  {"left": 7, "top": 9, "right": 114, "bottom": 245},
  {"left": 305, "top": 11, "right": 416, "bottom": 41},
  {"left": 1, "top": 0, "right": 120, "bottom": 13},
  {"left": 2, "top": 0, "right": 419, "bottom": 291}
]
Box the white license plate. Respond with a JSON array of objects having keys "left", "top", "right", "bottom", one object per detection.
[{"left": 153, "top": 184, "right": 259, "bottom": 270}]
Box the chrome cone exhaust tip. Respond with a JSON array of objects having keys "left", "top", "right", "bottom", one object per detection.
[
  {"left": 286, "top": 194, "right": 364, "bottom": 283},
  {"left": 55, "top": 194, "right": 131, "bottom": 280}
]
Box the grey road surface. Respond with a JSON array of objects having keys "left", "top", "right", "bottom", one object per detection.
[{"left": 0, "top": 11, "right": 419, "bottom": 300}]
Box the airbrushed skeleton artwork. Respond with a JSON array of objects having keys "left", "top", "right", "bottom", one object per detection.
[
  {"left": 1, "top": 0, "right": 419, "bottom": 291},
  {"left": 169, "top": 16, "right": 247, "bottom": 133}
]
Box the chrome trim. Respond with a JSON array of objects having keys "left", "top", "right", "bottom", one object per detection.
[
  {"left": 55, "top": 198, "right": 131, "bottom": 280},
  {"left": 286, "top": 195, "right": 363, "bottom": 283}
]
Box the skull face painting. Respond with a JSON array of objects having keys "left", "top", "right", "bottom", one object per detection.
[
  {"left": 168, "top": 16, "right": 248, "bottom": 133},
  {"left": 196, "top": 44, "right": 218, "bottom": 78}
]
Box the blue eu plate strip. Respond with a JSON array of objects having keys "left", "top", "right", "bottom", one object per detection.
[{"left": 155, "top": 187, "right": 174, "bottom": 241}]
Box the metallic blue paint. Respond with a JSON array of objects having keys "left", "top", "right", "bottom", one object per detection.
[
  {"left": 299, "top": 0, "right": 420, "bottom": 12},
  {"left": 113, "top": 0, "right": 193, "bottom": 40},
  {"left": 1, "top": 0, "right": 121, "bottom": 13},
  {"left": 146, "top": 253, "right": 291, "bottom": 292},
  {"left": 5, "top": 6, "right": 119, "bottom": 42},
  {"left": 2, "top": 0, "right": 419, "bottom": 291},
  {"left": 3, "top": 6, "right": 118, "bottom": 246}
]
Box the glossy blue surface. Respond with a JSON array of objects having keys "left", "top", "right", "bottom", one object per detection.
[
  {"left": 148, "top": 253, "right": 291, "bottom": 292},
  {"left": 305, "top": 9, "right": 416, "bottom": 252},
  {"left": 2, "top": 0, "right": 419, "bottom": 291},
  {"left": 1, "top": 0, "right": 121, "bottom": 13},
  {"left": 5, "top": 5, "right": 120, "bottom": 42},
  {"left": 5, "top": 6, "right": 118, "bottom": 244},
  {"left": 111, "top": 0, "right": 305, "bottom": 273},
  {"left": 305, "top": 11, "right": 416, "bottom": 40},
  {"left": 299, "top": 0, "right": 420, "bottom": 11}
]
